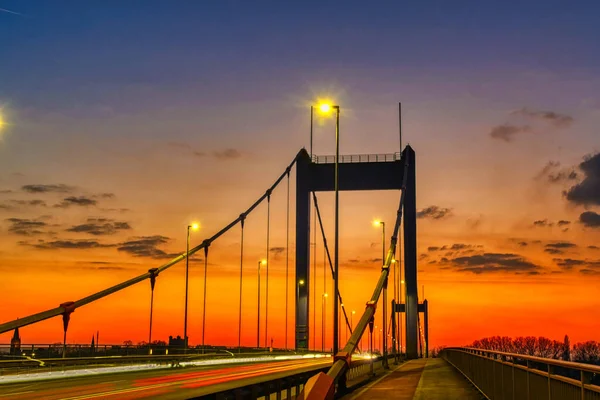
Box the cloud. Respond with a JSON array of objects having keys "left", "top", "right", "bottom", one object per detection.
[
  {"left": 534, "top": 161, "right": 579, "bottom": 184},
  {"left": 518, "top": 242, "right": 528, "bottom": 247},
  {"left": 580, "top": 269, "right": 600, "bottom": 276},
  {"left": 25, "top": 239, "right": 114, "bottom": 250},
  {"left": 448, "top": 252, "right": 542, "bottom": 274},
  {"left": 0, "top": 189, "right": 13, "bottom": 194},
  {"left": 5, "top": 218, "right": 48, "bottom": 235},
  {"left": 427, "top": 246, "right": 440, "bottom": 252},
  {"left": 66, "top": 218, "right": 132, "bottom": 235},
  {"left": 442, "top": 253, "right": 541, "bottom": 274},
  {"left": 95, "top": 193, "right": 115, "bottom": 199},
  {"left": 417, "top": 206, "right": 452, "bottom": 220},
  {"left": 101, "top": 208, "right": 130, "bottom": 213},
  {"left": 557, "top": 220, "right": 571, "bottom": 227},
  {"left": 117, "top": 235, "right": 177, "bottom": 259},
  {"left": 213, "top": 148, "right": 242, "bottom": 160},
  {"left": 589, "top": 245, "right": 599, "bottom": 250},
  {"left": 0, "top": 199, "right": 47, "bottom": 211},
  {"left": 544, "top": 248, "right": 563, "bottom": 255},
  {"left": 511, "top": 108, "right": 574, "bottom": 128},
  {"left": 579, "top": 211, "right": 600, "bottom": 228},
  {"left": 553, "top": 258, "right": 586, "bottom": 270},
  {"left": 55, "top": 196, "right": 97, "bottom": 208},
  {"left": 533, "top": 219, "right": 553, "bottom": 227},
  {"left": 21, "top": 184, "right": 74, "bottom": 194},
  {"left": 546, "top": 242, "right": 577, "bottom": 249},
  {"left": 269, "top": 246, "right": 286, "bottom": 255},
  {"left": 564, "top": 153, "right": 600, "bottom": 206},
  {"left": 490, "top": 125, "right": 531, "bottom": 142}
]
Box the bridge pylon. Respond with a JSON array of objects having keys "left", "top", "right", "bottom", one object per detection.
[{"left": 295, "top": 146, "right": 419, "bottom": 359}]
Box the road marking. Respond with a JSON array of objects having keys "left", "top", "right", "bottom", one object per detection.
[{"left": 0, "top": 391, "right": 34, "bottom": 397}]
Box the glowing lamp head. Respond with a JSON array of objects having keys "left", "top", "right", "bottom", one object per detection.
[
  {"left": 261, "top": 259, "right": 267, "bottom": 266},
  {"left": 299, "top": 279, "right": 305, "bottom": 286},
  {"left": 373, "top": 220, "right": 382, "bottom": 227},
  {"left": 190, "top": 223, "right": 200, "bottom": 231},
  {"left": 391, "top": 258, "right": 396, "bottom": 264},
  {"left": 318, "top": 103, "right": 332, "bottom": 113},
  {"left": 401, "top": 280, "right": 405, "bottom": 284},
  {"left": 323, "top": 293, "right": 328, "bottom": 298}
]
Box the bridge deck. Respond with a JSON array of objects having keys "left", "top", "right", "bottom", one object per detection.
[{"left": 344, "top": 358, "right": 483, "bottom": 400}]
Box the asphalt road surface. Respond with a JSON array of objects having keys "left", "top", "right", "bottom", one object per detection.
[{"left": 0, "top": 358, "right": 331, "bottom": 399}]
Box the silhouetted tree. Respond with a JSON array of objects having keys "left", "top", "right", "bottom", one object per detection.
[
  {"left": 123, "top": 340, "right": 133, "bottom": 347},
  {"left": 572, "top": 341, "right": 600, "bottom": 365},
  {"left": 563, "top": 335, "right": 571, "bottom": 361}
]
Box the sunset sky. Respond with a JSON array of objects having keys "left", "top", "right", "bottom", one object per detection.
[{"left": 1, "top": 1, "right": 599, "bottom": 350}]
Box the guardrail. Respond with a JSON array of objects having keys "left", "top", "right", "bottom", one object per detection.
[
  {"left": 442, "top": 347, "right": 600, "bottom": 400},
  {"left": 311, "top": 153, "right": 401, "bottom": 164},
  {"left": 201, "top": 356, "right": 389, "bottom": 400}
]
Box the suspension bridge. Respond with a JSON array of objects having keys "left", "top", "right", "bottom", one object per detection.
[{"left": 1, "top": 134, "right": 598, "bottom": 399}]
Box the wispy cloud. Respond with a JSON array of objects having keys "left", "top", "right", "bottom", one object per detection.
[
  {"left": 117, "top": 235, "right": 177, "bottom": 259},
  {"left": 66, "top": 218, "right": 132, "bottom": 235},
  {"left": 511, "top": 108, "right": 574, "bottom": 128},
  {"left": 22, "top": 184, "right": 74, "bottom": 194},
  {"left": 447, "top": 252, "right": 542, "bottom": 275},
  {"left": 489, "top": 124, "right": 531, "bottom": 142},
  {"left": 54, "top": 196, "right": 97, "bottom": 208},
  {"left": 416, "top": 206, "right": 452, "bottom": 220},
  {"left": 5, "top": 218, "right": 49, "bottom": 236},
  {"left": 23, "top": 239, "right": 114, "bottom": 250}
]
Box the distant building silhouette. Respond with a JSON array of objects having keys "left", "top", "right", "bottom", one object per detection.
[
  {"left": 169, "top": 335, "right": 186, "bottom": 347},
  {"left": 10, "top": 327, "right": 21, "bottom": 355}
]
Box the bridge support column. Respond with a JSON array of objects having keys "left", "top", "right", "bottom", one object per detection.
[
  {"left": 403, "top": 146, "right": 419, "bottom": 359},
  {"left": 295, "top": 150, "right": 311, "bottom": 350}
]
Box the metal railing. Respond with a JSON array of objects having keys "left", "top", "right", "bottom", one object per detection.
[
  {"left": 442, "top": 347, "right": 600, "bottom": 400},
  {"left": 311, "top": 153, "right": 401, "bottom": 164},
  {"left": 202, "top": 356, "right": 388, "bottom": 400}
]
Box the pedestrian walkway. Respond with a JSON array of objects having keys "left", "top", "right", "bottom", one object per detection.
[{"left": 343, "top": 358, "right": 483, "bottom": 400}]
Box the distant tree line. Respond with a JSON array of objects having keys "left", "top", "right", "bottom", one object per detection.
[
  {"left": 429, "top": 335, "right": 600, "bottom": 367},
  {"left": 468, "top": 335, "right": 600, "bottom": 365}
]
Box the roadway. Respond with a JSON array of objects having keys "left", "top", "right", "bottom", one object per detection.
[{"left": 0, "top": 357, "right": 332, "bottom": 399}]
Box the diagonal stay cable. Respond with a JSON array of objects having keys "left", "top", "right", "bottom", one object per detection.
[{"left": 0, "top": 153, "right": 300, "bottom": 335}]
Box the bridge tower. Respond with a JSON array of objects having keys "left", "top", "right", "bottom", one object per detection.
[{"left": 295, "top": 145, "right": 419, "bottom": 359}]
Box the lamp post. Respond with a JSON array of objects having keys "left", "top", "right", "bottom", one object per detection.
[
  {"left": 351, "top": 310, "right": 355, "bottom": 334},
  {"left": 374, "top": 220, "right": 388, "bottom": 367},
  {"left": 322, "top": 293, "right": 328, "bottom": 352},
  {"left": 298, "top": 279, "right": 305, "bottom": 345},
  {"left": 184, "top": 223, "right": 199, "bottom": 352},
  {"left": 400, "top": 279, "right": 404, "bottom": 354},
  {"left": 257, "top": 259, "right": 266, "bottom": 348},
  {"left": 316, "top": 103, "right": 340, "bottom": 355}
]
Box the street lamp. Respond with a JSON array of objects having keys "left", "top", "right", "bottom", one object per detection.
[
  {"left": 373, "top": 220, "right": 385, "bottom": 264},
  {"left": 297, "top": 279, "right": 305, "bottom": 306},
  {"left": 351, "top": 310, "right": 356, "bottom": 334},
  {"left": 257, "top": 259, "right": 266, "bottom": 348},
  {"left": 184, "top": 222, "right": 199, "bottom": 352},
  {"left": 322, "top": 293, "right": 328, "bottom": 352},
  {"left": 373, "top": 219, "right": 389, "bottom": 367},
  {"left": 316, "top": 102, "right": 340, "bottom": 355}
]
